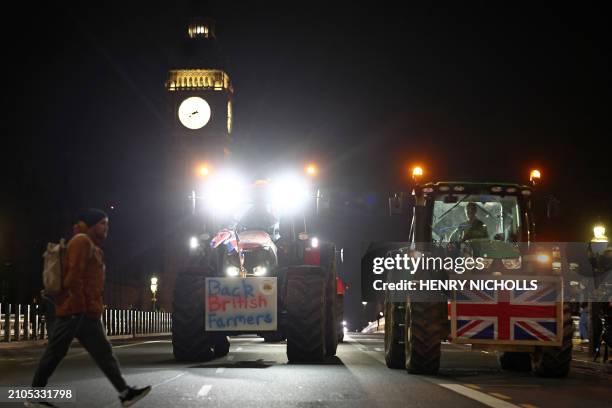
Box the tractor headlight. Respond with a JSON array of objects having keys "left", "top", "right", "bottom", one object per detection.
[
  {"left": 311, "top": 237, "right": 319, "bottom": 248},
  {"left": 269, "top": 173, "right": 311, "bottom": 214},
  {"left": 226, "top": 266, "right": 240, "bottom": 277},
  {"left": 189, "top": 236, "right": 199, "bottom": 250},
  {"left": 536, "top": 253, "right": 551, "bottom": 264},
  {"left": 253, "top": 265, "right": 267, "bottom": 276},
  {"left": 203, "top": 169, "right": 248, "bottom": 214}
]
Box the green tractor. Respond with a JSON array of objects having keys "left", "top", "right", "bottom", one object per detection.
[{"left": 381, "top": 169, "right": 573, "bottom": 377}]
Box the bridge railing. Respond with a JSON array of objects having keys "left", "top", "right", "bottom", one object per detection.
[{"left": 0, "top": 303, "right": 172, "bottom": 343}]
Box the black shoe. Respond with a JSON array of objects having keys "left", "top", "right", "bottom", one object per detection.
[
  {"left": 24, "top": 401, "right": 59, "bottom": 407},
  {"left": 119, "top": 386, "right": 152, "bottom": 407}
]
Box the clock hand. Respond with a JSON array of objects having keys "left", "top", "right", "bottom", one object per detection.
[{"left": 189, "top": 110, "right": 199, "bottom": 117}]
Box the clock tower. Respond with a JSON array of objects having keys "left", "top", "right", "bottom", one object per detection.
[{"left": 159, "top": 10, "right": 234, "bottom": 311}]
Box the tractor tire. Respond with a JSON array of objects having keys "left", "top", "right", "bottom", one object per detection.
[
  {"left": 405, "top": 301, "right": 444, "bottom": 374},
  {"left": 212, "top": 334, "right": 230, "bottom": 358},
  {"left": 336, "top": 294, "right": 345, "bottom": 343},
  {"left": 531, "top": 303, "right": 573, "bottom": 377},
  {"left": 384, "top": 300, "right": 406, "bottom": 369},
  {"left": 321, "top": 244, "right": 339, "bottom": 357},
  {"left": 499, "top": 352, "right": 532, "bottom": 371},
  {"left": 172, "top": 269, "right": 214, "bottom": 362},
  {"left": 285, "top": 266, "right": 327, "bottom": 363}
]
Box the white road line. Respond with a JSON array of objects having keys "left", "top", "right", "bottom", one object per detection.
[
  {"left": 152, "top": 372, "right": 187, "bottom": 388},
  {"left": 374, "top": 347, "right": 384, "bottom": 352},
  {"left": 197, "top": 384, "right": 212, "bottom": 397},
  {"left": 235, "top": 347, "right": 243, "bottom": 351},
  {"left": 421, "top": 377, "right": 521, "bottom": 408},
  {"left": 227, "top": 355, "right": 235, "bottom": 361},
  {"left": 347, "top": 334, "right": 521, "bottom": 408},
  {"left": 216, "top": 367, "right": 225, "bottom": 374}
]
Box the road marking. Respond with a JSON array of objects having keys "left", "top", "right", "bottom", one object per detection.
[
  {"left": 374, "top": 347, "right": 384, "bottom": 352},
  {"left": 235, "top": 347, "right": 243, "bottom": 351},
  {"left": 347, "top": 334, "right": 522, "bottom": 408},
  {"left": 465, "top": 384, "right": 482, "bottom": 390},
  {"left": 489, "top": 393, "right": 512, "bottom": 400},
  {"left": 152, "top": 372, "right": 187, "bottom": 388},
  {"left": 197, "top": 384, "right": 212, "bottom": 397},
  {"left": 216, "top": 367, "right": 225, "bottom": 373},
  {"left": 227, "top": 355, "right": 235, "bottom": 361},
  {"left": 422, "top": 377, "right": 521, "bottom": 408},
  {"left": 519, "top": 404, "right": 539, "bottom": 408}
]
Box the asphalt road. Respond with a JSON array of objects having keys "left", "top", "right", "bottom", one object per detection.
[{"left": 1, "top": 333, "right": 610, "bottom": 408}]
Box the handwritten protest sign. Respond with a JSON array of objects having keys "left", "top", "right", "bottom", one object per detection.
[{"left": 205, "top": 277, "right": 277, "bottom": 331}]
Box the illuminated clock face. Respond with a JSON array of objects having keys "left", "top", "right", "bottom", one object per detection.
[{"left": 178, "top": 96, "right": 211, "bottom": 130}]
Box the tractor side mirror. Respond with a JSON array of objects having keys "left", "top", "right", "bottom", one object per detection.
[{"left": 388, "top": 193, "right": 414, "bottom": 216}]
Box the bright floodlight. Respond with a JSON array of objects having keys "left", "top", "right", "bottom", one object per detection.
[
  {"left": 311, "top": 237, "right": 319, "bottom": 248},
  {"left": 203, "top": 169, "right": 247, "bottom": 214},
  {"left": 189, "top": 236, "right": 199, "bottom": 249},
  {"left": 270, "top": 173, "right": 311, "bottom": 214},
  {"left": 530, "top": 169, "right": 541, "bottom": 183}
]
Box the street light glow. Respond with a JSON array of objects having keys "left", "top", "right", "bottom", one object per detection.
[
  {"left": 150, "top": 276, "right": 158, "bottom": 294},
  {"left": 593, "top": 225, "right": 608, "bottom": 242}
]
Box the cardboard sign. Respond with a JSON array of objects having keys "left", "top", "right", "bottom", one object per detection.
[{"left": 205, "top": 277, "right": 277, "bottom": 331}]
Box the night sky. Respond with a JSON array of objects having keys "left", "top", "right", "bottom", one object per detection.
[{"left": 1, "top": 2, "right": 610, "bottom": 321}]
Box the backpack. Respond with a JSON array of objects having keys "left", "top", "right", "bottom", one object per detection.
[
  {"left": 42, "top": 238, "right": 67, "bottom": 296},
  {"left": 42, "top": 233, "right": 94, "bottom": 297}
]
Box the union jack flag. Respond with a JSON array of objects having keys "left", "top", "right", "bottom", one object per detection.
[
  {"left": 453, "top": 281, "right": 559, "bottom": 343},
  {"left": 211, "top": 229, "right": 239, "bottom": 254}
]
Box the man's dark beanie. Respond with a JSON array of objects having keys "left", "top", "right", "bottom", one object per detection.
[{"left": 78, "top": 208, "right": 108, "bottom": 227}]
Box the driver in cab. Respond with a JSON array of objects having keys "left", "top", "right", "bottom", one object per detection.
[{"left": 451, "top": 202, "right": 489, "bottom": 242}]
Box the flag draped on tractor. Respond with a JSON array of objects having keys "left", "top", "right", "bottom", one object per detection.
[{"left": 452, "top": 281, "right": 560, "bottom": 344}]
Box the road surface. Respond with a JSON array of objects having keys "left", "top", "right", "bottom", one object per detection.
[{"left": 1, "top": 333, "right": 610, "bottom": 407}]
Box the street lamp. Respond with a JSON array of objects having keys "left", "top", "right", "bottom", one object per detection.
[
  {"left": 591, "top": 224, "right": 608, "bottom": 255},
  {"left": 150, "top": 276, "right": 158, "bottom": 311}
]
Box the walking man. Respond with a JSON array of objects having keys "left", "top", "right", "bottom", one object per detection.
[{"left": 26, "top": 209, "right": 151, "bottom": 407}]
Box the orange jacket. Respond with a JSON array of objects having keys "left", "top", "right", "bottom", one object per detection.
[{"left": 55, "top": 233, "right": 105, "bottom": 319}]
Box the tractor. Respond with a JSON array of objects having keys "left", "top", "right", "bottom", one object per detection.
[
  {"left": 171, "top": 165, "right": 344, "bottom": 363},
  {"left": 380, "top": 168, "right": 574, "bottom": 377}
]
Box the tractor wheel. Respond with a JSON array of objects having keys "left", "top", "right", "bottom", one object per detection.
[
  {"left": 384, "top": 300, "right": 406, "bottom": 369},
  {"left": 499, "top": 352, "right": 532, "bottom": 371},
  {"left": 336, "top": 294, "right": 345, "bottom": 343},
  {"left": 531, "top": 303, "right": 573, "bottom": 377},
  {"left": 172, "top": 269, "right": 214, "bottom": 362},
  {"left": 405, "top": 301, "right": 444, "bottom": 374},
  {"left": 285, "top": 266, "right": 327, "bottom": 363},
  {"left": 212, "top": 334, "right": 230, "bottom": 358},
  {"left": 321, "top": 243, "right": 339, "bottom": 357}
]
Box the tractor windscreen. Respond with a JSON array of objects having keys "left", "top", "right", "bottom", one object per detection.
[{"left": 431, "top": 194, "right": 522, "bottom": 243}]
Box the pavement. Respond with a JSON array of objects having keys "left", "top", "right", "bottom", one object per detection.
[{"left": 0, "top": 333, "right": 610, "bottom": 408}]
